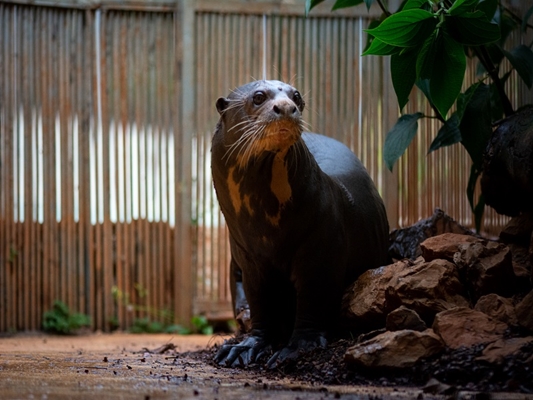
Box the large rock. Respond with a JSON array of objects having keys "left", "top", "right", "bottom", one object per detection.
[
  {"left": 499, "top": 213, "right": 533, "bottom": 289},
  {"left": 384, "top": 259, "right": 469, "bottom": 325},
  {"left": 432, "top": 307, "right": 508, "bottom": 349},
  {"left": 342, "top": 258, "right": 469, "bottom": 329},
  {"left": 477, "top": 337, "right": 533, "bottom": 363},
  {"left": 389, "top": 208, "right": 473, "bottom": 260},
  {"left": 481, "top": 105, "right": 533, "bottom": 216},
  {"left": 420, "top": 233, "right": 479, "bottom": 262},
  {"left": 474, "top": 293, "right": 517, "bottom": 325},
  {"left": 515, "top": 289, "right": 533, "bottom": 331},
  {"left": 341, "top": 260, "right": 411, "bottom": 329},
  {"left": 344, "top": 329, "right": 444, "bottom": 369},
  {"left": 453, "top": 240, "right": 516, "bottom": 300},
  {"left": 499, "top": 212, "right": 533, "bottom": 246}
]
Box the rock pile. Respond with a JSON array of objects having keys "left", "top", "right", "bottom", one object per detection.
[{"left": 342, "top": 211, "right": 533, "bottom": 382}]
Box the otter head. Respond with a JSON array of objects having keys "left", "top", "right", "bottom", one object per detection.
[{"left": 215, "top": 80, "right": 306, "bottom": 168}]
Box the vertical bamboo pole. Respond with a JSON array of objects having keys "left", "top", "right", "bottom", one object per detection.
[
  {"left": 21, "top": 6, "right": 33, "bottom": 330},
  {"left": 0, "top": 0, "right": 5, "bottom": 333},
  {"left": 40, "top": 7, "right": 51, "bottom": 318},
  {"left": 58, "top": 10, "right": 68, "bottom": 313},
  {"left": 175, "top": 0, "right": 194, "bottom": 327},
  {"left": 3, "top": 4, "right": 16, "bottom": 331},
  {"left": 111, "top": 11, "right": 124, "bottom": 328},
  {"left": 100, "top": 9, "right": 113, "bottom": 332},
  {"left": 34, "top": 6, "right": 44, "bottom": 330}
]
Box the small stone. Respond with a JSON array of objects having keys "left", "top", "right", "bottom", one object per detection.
[
  {"left": 344, "top": 329, "right": 444, "bottom": 369},
  {"left": 515, "top": 289, "right": 533, "bottom": 331},
  {"left": 422, "top": 378, "right": 454, "bottom": 395},
  {"left": 474, "top": 294, "right": 517, "bottom": 325},
  {"left": 499, "top": 213, "right": 533, "bottom": 245},
  {"left": 388, "top": 208, "right": 473, "bottom": 260},
  {"left": 453, "top": 240, "right": 516, "bottom": 301},
  {"left": 476, "top": 336, "right": 533, "bottom": 363},
  {"left": 420, "top": 233, "right": 479, "bottom": 262},
  {"left": 384, "top": 259, "right": 469, "bottom": 324},
  {"left": 386, "top": 306, "right": 426, "bottom": 332},
  {"left": 341, "top": 260, "right": 411, "bottom": 329}
]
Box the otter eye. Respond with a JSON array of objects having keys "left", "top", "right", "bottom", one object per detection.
[
  {"left": 252, "top": 91, "right": 267, "bottom": 106},
  {"left": 293, "top": 91, "right": 304, "bottom": 109}
]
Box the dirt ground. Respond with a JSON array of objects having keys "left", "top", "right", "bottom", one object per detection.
[{"left": 0, "top": 332, "right": 527, "bottom": 400}]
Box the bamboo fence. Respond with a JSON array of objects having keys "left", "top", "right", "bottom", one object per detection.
[{"left": 0, "top": 0, "right": 531, "bottom": 332}]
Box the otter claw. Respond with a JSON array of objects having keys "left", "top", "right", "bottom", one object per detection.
[
  {"left": 266, "top": 333, "right": 327, "bottom": 369},
  {"left": 214, "top": 335, "right": 271, "bottom": 368}
]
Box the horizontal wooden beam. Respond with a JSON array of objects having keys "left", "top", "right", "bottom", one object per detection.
[
  {"left": 2, "top": 0, "right": 384, "bottom": 17},
  {"left": 3, "top": 0, "right": 176, "bottom": 11}
]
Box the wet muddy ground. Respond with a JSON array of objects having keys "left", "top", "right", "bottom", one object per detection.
[{"left": 0, "top": 333, "right": 529, "bottom": 399}]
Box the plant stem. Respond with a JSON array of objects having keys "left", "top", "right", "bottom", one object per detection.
[
  {"left": 474, "top": 46, "right": 514, "bottom": 117},
  {"left": 430, "top": 103, "right": 446, "bottom": 123},
  {"left": 504, "top": 6, "right": 533, "bottom": 31},
  {"left": 375, "top": 0, "right": 391, "bottom": 16}
]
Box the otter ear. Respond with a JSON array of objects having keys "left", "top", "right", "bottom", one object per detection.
[{"left": 216, "top": 97, "right": 230, "bottom": 115}]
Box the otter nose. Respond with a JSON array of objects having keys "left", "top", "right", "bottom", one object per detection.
[{"left": 272, "top": 100, "right": 298, "bottom": 116}]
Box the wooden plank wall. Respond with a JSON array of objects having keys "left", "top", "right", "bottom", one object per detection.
[{"left": 1, "top": 0, "right": 532, "bottom": 332}]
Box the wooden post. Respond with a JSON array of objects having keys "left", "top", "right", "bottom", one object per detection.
[{"left": 174, "top": 0, "right": 194, "bottom": 327}]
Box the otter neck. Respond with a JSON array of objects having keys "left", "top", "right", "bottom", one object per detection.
[{"left": 222, "top": 139, "right": 320, "bottom": 228}]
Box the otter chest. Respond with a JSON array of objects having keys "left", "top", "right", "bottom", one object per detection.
[{"left": 224, "top": 151, "right": 293, "bottom": 228}]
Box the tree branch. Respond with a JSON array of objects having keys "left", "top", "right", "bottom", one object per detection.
[
  {"left": 504, "top": 6, "right": 533, "bottom": 31},
  {"left": 474, "top": 46, "right": 514, "bottom": 117},
  {"left": 375, "top": 0, "right": 391, "bottom": 16}
]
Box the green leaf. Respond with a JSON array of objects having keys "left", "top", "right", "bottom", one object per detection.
[
  {"left": 448, "top": 11, "right": 500, "bottom": 46},
  {"left": 416, "top": 79, "right": 433, "bottom": 104},
  {"left": 523, "top": 5, "right": 533, "bottom": 32},
  {"left": 448, "top": 0, "right": 479, "bottom": 16},
  {"left": 466, "top": 164, "right": 485, "bottom": 232},
  {"left": 427, "top": 32, "right": 466, "bottom": 118},
  {"left": 305, "top": 0, "right": 325, "bottom": 15},
  {"left": 459, "top": 83, "right": 491, "bottom": 168},
  {"left": 391, "top": 49, "right": 418, "bottom": 110},
  {"left": 429, "top": 113, "right": 462, "bottom": 153},
  {"left": 363, "top": 38, "right": 401, "bottom": 56},
  {"left": 403, "top": 0, "right": 426, "bottom": 10},
  {"left": 488, "top": 76, "right": 512, "bottom": 122},
  {"left": 503, "top": 45, "right": 533, "bottom": 89},
  {"left": 363, "top": 20, "right": 382, "bottom": 53},
  {"left": 456, "top": 81, "right": 481, "bottom": 120},
  {"left": 365, "top": 9, "right": 437, "bottom": 47},
  {"left": 477, "top": 43, "right": 504, "bottom": 75},
  {"left": 364, "top": 0, "right": 374, "bottom": 11},
  {"left": 383, "top": 112, "right": 424, "bottom": 171},
  {"left": 416, "top": 31, "right": 439, "bottom": 80},
  {"left": 498, "top": 12, "right": 518, "bottom": 47},
  {"left": 473, "top": 194, "right": 485, "bottom": 233},
  {"left": 466, "top": 164, "right": 478, "bottom": 211},
  {"left": 476, "top": 0, "right": 498, "bottom": 21},
  {"left": 332, "top": 0, "right": 365, "bottom": 11}
]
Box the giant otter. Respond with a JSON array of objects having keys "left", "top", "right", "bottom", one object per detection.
[{"left": 211, "top": 80, "right": 389, "bottom": 368}]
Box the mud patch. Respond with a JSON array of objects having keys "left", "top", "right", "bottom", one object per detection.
[{"left": 199, "top": 336, "right": 533, "bottom": 395}]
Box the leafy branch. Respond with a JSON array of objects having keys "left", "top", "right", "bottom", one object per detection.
[{"left": 306, "top": 0, "right": 533, "bottom": 231}]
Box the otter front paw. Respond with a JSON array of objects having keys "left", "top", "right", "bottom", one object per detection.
[
  {"left": 215, "top": 334, "right": 272, "bottom": 367},
  {"left": 266, "top": 331, "right": 327, "bottom": 369}
]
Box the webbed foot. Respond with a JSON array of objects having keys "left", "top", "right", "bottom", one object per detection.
[
  {"left": 266, "top": 330, "right": 327, "bottom": 369},
  {"left": 215, "top": 334, "right": 272, "bottom": 367}
]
